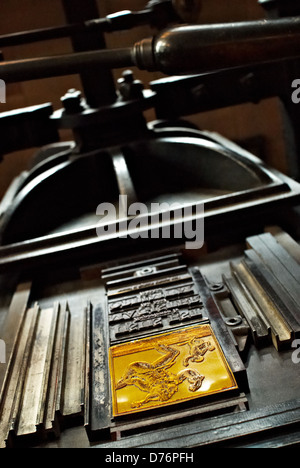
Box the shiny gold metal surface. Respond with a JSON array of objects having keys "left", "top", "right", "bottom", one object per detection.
[{"left": 110, "top": 324, "right": 238, "bottom": 417}]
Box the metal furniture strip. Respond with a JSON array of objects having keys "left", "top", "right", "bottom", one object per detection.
[
  {"left": 244, "top": 250, "right": 300, "bottom": 337},
  {"left": 230, "top": 262, "right": 292, "bottom": 350},
  {"left": 246, "top": 234, "right": 300, "bottom": 304},
  {"left": 99, "top": 399, "right": 300, "bottom": 448},
  {"left": 17, "top": 307, "right": 57, "bottom": 437},
  {"left": 0, "top": 282, "right": 32, "bottom": 391},
  {"left": 223, "top": 274, "right": 270, "bottom": 348},
  {"left": 0, "top": 305, "right": 39, "bottom": 448},
  {"left": 44, "top": 303, "right": 70, "bottom": 436}
]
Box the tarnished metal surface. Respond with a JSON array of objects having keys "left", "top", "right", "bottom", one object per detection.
[
  {"left": 244, "top": 250, "right": 300, "bottom": 337},
  {"left": 105, "top": 256, "right": 207, "bottom": 344},
  {"left": 231, "top": 262, "right": 292, "bottom": 351},
  {"left": 17, "top": 307, "right": 57, "bottom": 438},
  {"left": 3, "top": 18, "right": 300, "bottom": 82},
  {"left": 0, "top": 282, "right": 32, "bottom": 390},
  {"left": 88, "top": 303, "right": 111, "bottom": 442},
  {"left": 0, "top": 305, "right": 38, "bottom": 448},
  {"left": 62, "top": 304, "right": 86, "bottom": 419},
  {"left": 219, "top": 231, "right": 300, "bottom": 352},
  {"left": 0, "top": 48, "right": 133, "bottom": 84},
  {"left": 0, "top": 300, "right": 87, "bottom": 447},
  {"left": 44, "top": 303, "right": 69, "bottom": 435},
  {"left": 267, "top": 226, "right": 300, "bottom": 263},
  {"left": 134, "top": 17, "right": 300, "bottom": 74},
  {"left": 223, "top": 275, "right": 270, "bottom": 348}
]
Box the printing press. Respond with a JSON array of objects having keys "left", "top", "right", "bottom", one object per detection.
[{"left": 0, "top": 0, "right": 299, "bottom": 449}]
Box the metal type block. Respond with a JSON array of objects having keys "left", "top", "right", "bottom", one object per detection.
[
  {"left": 108, "top": 282, "right": 206, "bottom": 344},
  {"left": 102, "top": 253, "right": 181, "bottom": 278},
  {"left": 265, "top": 227, "right": 300, "bottom": 264},
  {"left": 223, "top": 275, "right": 270, "bottom": 348},
  {"left": 17, "top": 307, "right": 58, "bottom": 438},
  {"left": 105, "top": 257, "right": 207, "bottom": 344},
  {"left": 84, "top": 303, "right": 91, "bottom": 429},
  {"left": 244, "top": 250, "right": 300, "bottom": 338},
  {"left": 106, "top": 265, "right": 189, "bottom": 290},
  {"left": 107, "top": 273, "right": 193, "bottom": 298},
  {"left": 87, "top": 303, "right": 111, "bottom": 441},
  {"left": 246, "top": 234, "right": 300, "bottom": 305},
  {"left": 62, "top": 304, "right": 87, "bottom": 419},
  {"left": 109, "top": 324, "right": 238, "bottom": 418},
  {"left": 0, "top": 304, "right": 38, "bottom": 448},
  {"left": 231, "top": 262, "right": 292, "bottom": 350},
  {"left": 102, "top": 255, "right": 181, "bottom": 282},
  {"left": 108, "top": 284, "right": 196, "bottom": 314},
  {"left": 259, "top": 233, "right": 300, "bottom": 282},
  {"left": 44, "top": 302, "right": 70, "bottom": 436},
  {"left": 1, "top": 300, "right": 87, "bottom": 445},
  {"left": 0, "top": 282, "right": 32, "bottom": 390}
]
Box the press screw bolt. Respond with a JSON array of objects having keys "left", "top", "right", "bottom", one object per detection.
[
  {"left": 209, "top": 283, "right": 224, "bottom": 292},
  {"left": 61, "top": 88, "right": 84, "bottom": 114},
  {"left": 118, "top": 70, "right": 144, "bottom": 101}
]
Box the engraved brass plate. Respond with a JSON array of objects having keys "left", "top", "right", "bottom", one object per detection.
[{"left": 110, "top": 324, "right": 238, "bottom": 417}]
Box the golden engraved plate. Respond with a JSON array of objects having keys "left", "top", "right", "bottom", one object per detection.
[{"left": 110, "top": 324, "right": 238, "bottom": 417}]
